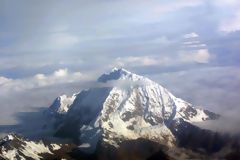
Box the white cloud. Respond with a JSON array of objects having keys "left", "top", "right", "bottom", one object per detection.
[
  {"left": 183, "top": 32, "right": 199, "bottom": 38},
  {"left": 113, "top": 49, "right": 211, "bottom": 68},
  {"left": 34, "top": 74, "right": 46, "bottom": 80},
  {"left": 212, "top": 0, "right": 239, "bottom": 7},
  {"left": 0, "top": 68, "right": 85, "bottom": 93},
  {"left": 219, "top": 11, "right": 240, "bottom": 33},
  {"left": 179, "top": 49, "right": 211, "bottom": 63},
  {"left": 52, "top": 24, "right": 69, "bottom": 32},
  {"left": 34, "top": 69, "right": 83, "bottom": 87},
  {"left": 54, "top": 68, "right": 68, "bottom": 77},
  {"left": 184, "top": 44, "right": 207, "bottom": 48},
  {"left": 49, "top": 33, "right": 80, "bottom": 49},
  {"left": 182, "top": 37, "right": 206, "bottom": 48},
  {"left": 210, "top": 0, "right": 240, "bottom": 33},
  {"left": 153, "top": 0, "right": 203, "bottom": 15},
  {"left": 149, "top": 36, "right": 172, "bottom": 45},
  {"left": 114, "top": 56, "right": 162, "bottom": 67},
  {"left": 183, "top": 41, "right": 200, "bottom": 45},
  {"left": 0, "top": 77, "right": 12, "bottom": 85}
]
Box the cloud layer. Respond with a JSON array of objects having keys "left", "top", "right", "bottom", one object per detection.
[{"left": 0, "top": 69, "right": 86, "bottom": 94}]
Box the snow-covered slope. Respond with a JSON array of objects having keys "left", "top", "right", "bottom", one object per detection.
[
  {"left": 48, "top": 93, "right": 77, "bottom": 115},
  {"left": 54, "top": 68, "right": 219, "bottom": 153},
  {"left": 98, "top": 68, "right": 218, "bottom": 123},
  {"left": 0, "top": 134, "right": 57, "bottom": 160}
]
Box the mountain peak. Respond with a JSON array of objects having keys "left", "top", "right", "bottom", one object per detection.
[
  {"left": 97, "top": 67, "right": 135, "bottom": 83},
  {"left": 1, "top": 134, "right": 15, "bottom": 142},
  {"left": 111, "top": 67, "right": 131, "bottom": 73},
  {"left": 48, "top": 94, "right": 77, "bottom": 115}
]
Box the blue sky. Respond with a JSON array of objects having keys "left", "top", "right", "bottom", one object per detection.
[{"left": 0, "top": 0, "right": 240, "bottom": 129}]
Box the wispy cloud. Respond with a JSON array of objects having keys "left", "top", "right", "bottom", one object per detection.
[
  {"left": 183, "top": 32, "right": 199, "bottom": 39},
  {"left": 179, "top": 49, "right": 211, "bottom": 63},
  {"left": 181, "top": 33, "right": 211, "bottom": 63},
  {"left": 210, "top": 0, "right": 240, "bottom": 33},
  {"left": 114, "top": 56, "right": 160, "bottom": 67},
  {"left": 48, "top": 33, "right": 80, "bottom": 49},
  {"left": 219, "top": 11, "right": 240, "bottom": 33}
]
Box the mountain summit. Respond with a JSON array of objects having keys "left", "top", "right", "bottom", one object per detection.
[
  {"left": 49, "top": 68, "right": 219, "bottom": 153},
  {"left": 97, "top": 67, "right": 144, "bottom": 82}
]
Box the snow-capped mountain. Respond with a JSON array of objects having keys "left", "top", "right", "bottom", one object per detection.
[
  {"left": 2, "top": 68, "right": 240, "bottom": 160},
  {"left": 53, "top": 68, "right": 219, "bottom": 153}
]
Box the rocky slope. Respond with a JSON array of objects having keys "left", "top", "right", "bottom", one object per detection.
[{"left": 0, "top": 134, "right": 75, "bottom": 160}]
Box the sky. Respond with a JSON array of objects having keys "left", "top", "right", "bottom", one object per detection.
[{"left": 0, "top": 0, "right": 240, "bottom": 132}]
